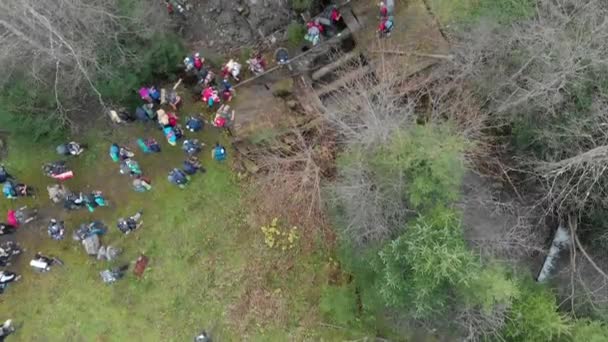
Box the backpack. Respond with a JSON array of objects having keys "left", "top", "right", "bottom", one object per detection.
[
  {"left": 110, "top": 144, "right": 120, "bottom": 162},
  {"left": 137, "top": 138, "right": 150, "bottom": 153},
  {"left": 214, "top": 146, "right": 226, "bottom": 161},
  {"left": 214, "top": 116, "right": 227, "bottom": 128}
]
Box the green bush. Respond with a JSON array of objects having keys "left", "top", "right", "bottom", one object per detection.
[
  {"left": 287, "top": 22, "right": 306, "bottom": 47},
  {"left": 505, "top": 282, "right": 571, "bottom": 341},
  {"left": 463, "top": 264, "right": 519, "bottom": 314},
  {"left": 0, "top": 78, "right": 66, "bottom": 142},
  {"left": 96, "top": 33, "right": 185, "bottom": 109},
  {"left": 371, "top": 125, "right": 466, "bottom": 210},
  {"left": 320, "top": 285, "right": 359, "bottom": 325},
  {"left": 375, "top": 207, "right": 477, "bottom": 317},
  {"left": 570, "top": 320, "right": 608, "bottom": 342}
]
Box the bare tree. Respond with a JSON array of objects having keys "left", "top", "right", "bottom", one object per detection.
[{"left": 0, "top": 0, "right": 170, "bottom": 122}]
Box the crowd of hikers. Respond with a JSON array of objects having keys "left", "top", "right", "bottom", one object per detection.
[
  {"left": 0, "top": 2, "right": 397, "bottom": 339},
  {"left": 0, "top": 48, "right": 237, "bottom": 341}
]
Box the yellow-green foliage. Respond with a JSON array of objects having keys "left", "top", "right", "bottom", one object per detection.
[{"left": 261, "top": 217, "right": 299, "bottom": 250}]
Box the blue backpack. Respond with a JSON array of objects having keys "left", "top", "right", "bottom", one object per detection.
[
  {"left": 3, "top": 182, "right": 15, "bottom": 198},
  {"left": 110, "top": 144, "right": 120, "bottom": 162}
]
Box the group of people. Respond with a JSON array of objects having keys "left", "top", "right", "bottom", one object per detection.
[
  {"left": 0, "top": 52, "right": 234, "bottom": 340},
  {"left": 305, "top": 6, "right": 343, "bottom": 46},
  {"left": 378, "top": 0, "right": 395, "bottom": 37}
]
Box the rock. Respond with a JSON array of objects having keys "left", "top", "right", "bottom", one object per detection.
[
  {"left": 237, "top": 5, "right": 250, "bottom": 16},
  {"left": 271, "top": 78, "right": 294, "bottom": 97},
  {"left": 286, "top": 100, "right": 298, "bottom": 109}
]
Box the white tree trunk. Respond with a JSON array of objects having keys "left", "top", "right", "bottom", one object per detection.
[{"left": 537, "top": 224, "right": 570, "bottom": 282}]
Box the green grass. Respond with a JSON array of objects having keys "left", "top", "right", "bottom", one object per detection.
[
  {"left": 428, "top": 0, "right": 536, "bottom": 25},
  {"left": 0, "top": 121, "right": 364, "bottom": 340}
]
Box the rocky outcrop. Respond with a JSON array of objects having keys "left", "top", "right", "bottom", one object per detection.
[{"left": 184, "top": 0, "right": 291, "bottom": 50}]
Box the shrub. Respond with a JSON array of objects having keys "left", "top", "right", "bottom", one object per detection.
[
  {"left": 375, "top": 206, "right": 478, "bottom": 317},
  {"left": 260, "top": 217, "right": 299, "bottom": 250},
  {"left": 463, "top": 264, "right": 519, "bottom": 314},
  {"left": 370, "top": 125, "right": 466, "bottom": 210},
  {"left": 570, "top": 320, "right": 608, "bottom": 342},
  {"left": 504, "top": 282, "right": 571, "bottom": 341},
  {"left": 0, "top": 78, "right": 66, "bottom": 142},
  {"left": 286, "top": 22, "right": 306, "bottom": 47},
  {"left": 320, "top": 285, "right": 358, "bottom": 325},
  {"left": 96, "top": 33, "right": 185, "bottom": 109}
]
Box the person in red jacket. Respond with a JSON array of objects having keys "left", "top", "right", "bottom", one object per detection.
[{"left": 193, "top": 53, "right": 204, "bottom": 70}]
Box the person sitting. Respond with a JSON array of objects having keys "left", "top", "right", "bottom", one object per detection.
[
  {"left": 182, "top": 139, "right": 203, "bottom": 156},
  {"left": 184, "top": 56, "right": 195, "bottom": 72},
  {"left": 247, "top": 53, "right": 266, "bottom": 75},
  {"left": 222, "top": 59, "right": 242, "bottom": 82},
  {"left": 193, "top": 52, "right": 204, "bottom": 70},
  {"left": 163, "top": 126, "right": 178, "bottom": 146},
  {"left": 120, "top": 158, "right": 142, "bottom": 177},
  {"left": 139, "top": 87, "right": 152, "bottom": 103},
  {"left": 2, "top": 182, "right": 16, "bottom": 199},
  {"left": 378, "top": 16, "right": 394, "bottom": 37},
  {"left": 0, "top": 271, "right": 20, "bottom": 284},
  {"left": 0, "top": 319, "right": 15, "bottom": 340},
  {"left": 212, "top": 143, "right": 227, "bottom": 161},
  {"left": 330, "top": 6, "right": 342, "bottom": 24},
  {"left": 42, "top": 161, "right": 72, "bottom": 180},
  {"left": 0, "top": 223, "right": 16, "bottom": 236},
  {"left": 213, "top": 105, "right": 235, "bottom": 128},
  {"left": 85, "top": 191, "right": 107, "bottom": 212},
  {"left": 117, "top": 210, "right": 143, "bottom": 234},
  {"left": 186, "top": 116, "right": 203, "bottom": 132},
  {"left": 100, "top": 265, "right": 129, "bottom": 284},
  {"left": 198, "top": 68, "right": 215, "bottom": 87},
  {"left": 275, "top": 48, "right": 290, "bottom": 65},
  {"left": 30, "top": 252, "right": 60, "bottom": 272},
  {"left": 73, "top": 221, "right": 107, "bottom": 242},
  {"left": 183, "top": 156, "right": 204, "bottom": 175},
  {"left": 168, "top": 90, "right": 182, "bottom": 111},
  {"left": 168, "top": 168, "right": 189, "bottom": 188},
  {"left": 305, "top": 20, "right": 324, "bottom": 46},
  {"left": 48, "top": 219, "right": 65, "bottom": 240},
  {"left": 201, "top": 86, "right": 220, "bottom": 108},
  {"left": 194, "top": 330, "right": 212, "bottom": 342},
  {"left": 56, "top": 141, "right": 84, "bottom": 156},
  {"left": 132, "top": 176, "right": 152, "bottom": 192},
  {"left": 109, "top": 144, "right": 121, "bottom": 162},
  {"left": 148, "top": 86, "right": 161, "bottom": 104},
  {"left": 47, "top": 184, "right": 68, "bottom": 203},
  {"left": 0, "top": 166, "right": 12, "bottom": 183},
  {"left": 137, "top": 138, "right": 161, "bottom": 153},
  {"left": 120, "top": 147, "right": 135, "bottom": 160},
  {"left": 221, "top": 79, "right": 235, "bottom": 102},
  {"left": 7, "top": 207, "right": 37, "bottom": 227}
]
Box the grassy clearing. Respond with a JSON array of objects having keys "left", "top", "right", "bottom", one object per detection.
[
  {"left": 428, "top": 0, "right": 536, "bottom": 25},
  {"left": 0, "top": 116, "right": 360, "bottom": 339}
]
